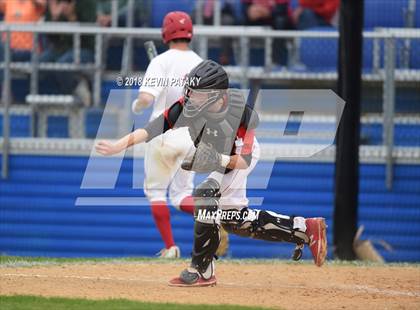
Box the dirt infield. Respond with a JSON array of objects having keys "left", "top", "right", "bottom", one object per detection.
[{"left": 1, "top": 260, "right": 419, "bottom": 310}]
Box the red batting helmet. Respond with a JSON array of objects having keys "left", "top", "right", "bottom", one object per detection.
[{"left": 161, "top": 11, "right": 193, "bottom": 44}]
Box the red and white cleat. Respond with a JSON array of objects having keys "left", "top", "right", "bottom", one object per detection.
[{"left": 305, "top": 217, "right": 327, "bottom": 267}]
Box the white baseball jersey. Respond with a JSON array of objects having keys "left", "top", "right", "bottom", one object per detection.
[{"left": 139, "top": 48, "right": 203, "bottom": 121}]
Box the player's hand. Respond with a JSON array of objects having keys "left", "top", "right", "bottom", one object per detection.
[{"left": 95, "top": 140, "right": 121, "bottom": 156}]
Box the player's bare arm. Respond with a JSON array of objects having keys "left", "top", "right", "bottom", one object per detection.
[
  {"left": 132, "top": 92, "right": 155, "bottom": 114},
  {"left": 95, "top": 128, "right": 149, "bottom": 156},
  {"left": 95, "top": 101, "right": 178, "bottom": 156}
]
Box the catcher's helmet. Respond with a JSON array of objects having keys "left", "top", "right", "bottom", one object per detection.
[
  {"left": 183, "top": 60, "right": 229, "bottom": 118},
  {"left": 162, "top": 11, "right": 193, "bottom": 44}
]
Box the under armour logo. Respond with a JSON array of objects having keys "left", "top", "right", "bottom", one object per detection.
[
  {"left": 179, "top": 18, "right": 186, "bottom": 24},
  {"left": 206, "top": 128, "right": 218, "bottom": 137}
]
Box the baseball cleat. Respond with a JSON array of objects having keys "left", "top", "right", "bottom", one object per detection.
[
  {"left": 157, "top": 245, "right": 181, "bottom": 259},
  {"left": 305, "top": 217, "right": 327, "bottom": 267},
  {"left": 168, "top": 268, "right": 217, "bottom": 287}
]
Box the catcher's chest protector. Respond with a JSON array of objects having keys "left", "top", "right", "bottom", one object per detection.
[{"left": 188, "top": 90, "right": 246, "bottom": 155}]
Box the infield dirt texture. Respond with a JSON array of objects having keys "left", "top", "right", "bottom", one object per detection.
[{"left": 1, "top": 258, "right": 419, "bottom": 309}]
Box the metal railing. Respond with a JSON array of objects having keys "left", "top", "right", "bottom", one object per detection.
[{"left": 1, "top": 23, "right": 420, "bottom": 188}]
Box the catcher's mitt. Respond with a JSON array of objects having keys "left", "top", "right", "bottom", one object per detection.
[{"left": 181, "top": 143, "right": 222, "bottom": 173}]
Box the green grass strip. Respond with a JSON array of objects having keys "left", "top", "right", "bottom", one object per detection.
[{"left": 0, "top": 295, "right": 271, "bottom": 310}]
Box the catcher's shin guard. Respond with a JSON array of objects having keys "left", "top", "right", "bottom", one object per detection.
[
  {"left": 222, "top": 208, "right": 309, "bottom": 245},
  {"left": 191, "top": 221, "right": 220, "bottom": 274},
  {"left": 191, "top": 179, "right": 221, "bottom": 274}
]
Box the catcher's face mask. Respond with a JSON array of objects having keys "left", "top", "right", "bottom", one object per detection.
[{"left": 183, "top": 86, "right": 225, "bottom": 118}]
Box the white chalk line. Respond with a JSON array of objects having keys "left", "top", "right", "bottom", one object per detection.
[
  {"left": 0, "top": 273, "right": 167, "bottom": 285},
  {"left": 1, "top": 273, "right": 420, "bottom": 298},
  {"left": 334, "top": 284, "right": 420, "bottom": 298}
]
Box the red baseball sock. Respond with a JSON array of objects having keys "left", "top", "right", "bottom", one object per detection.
[
  {"left": 151, "top": 201, "right": 174, "bottom": 249},
  {"left": 179, "top": 195, "right": 195, "bottom": 215}
]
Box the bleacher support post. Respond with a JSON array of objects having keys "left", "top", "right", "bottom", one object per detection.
[
  {"left": 111, "top": 0, "right": 118, "bottom": 27},
  {"left": 94, "top": 34, "right": 103, "bottom": 107},
  {"left": 213, "top": 0, "right": 221, "bottom": 26},
  {"left": 195, "top": 0, "right": 204, "bottom": 25},
  {"left": 73, "top": 33, "right": 81, "bottom": 65},
  {"left": 239, "top": 36, "right": 250, "bottom": 89},
  {"left": 383, "top": 36, "right": 396, "bottom": 190},
  {"left": 402, "top": 0, "right": 416, "bottom": 68},
  {"left": 1, "top": 30, "right": 11, "bottom": 179},
  {"left": 30, "top": 32, "right": 39, "bottom": 95},
  {"left": 264, "top": 37, "right": 273, "bottom": 71},
  {"left": 334, "top": 0, "right": 364, "bottom": 260}
]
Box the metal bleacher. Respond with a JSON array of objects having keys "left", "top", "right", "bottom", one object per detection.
[{"left": 2, "top": 107, "right": 420, "bottom": 147}]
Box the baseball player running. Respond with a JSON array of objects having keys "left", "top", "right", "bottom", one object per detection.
[
  {"left": 96, "top": 60, "right": 327, "bottom": 286},
  {"left": 131, "top": 11, "right": 203, "bottom": 258}
]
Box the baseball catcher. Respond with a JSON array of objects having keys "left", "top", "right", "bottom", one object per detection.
[
  {"left": 131, "top": 11, "right": 228, "bottom": 258},
  {"left": 96, "top": 60, "right": 327, "bottom": 287}
]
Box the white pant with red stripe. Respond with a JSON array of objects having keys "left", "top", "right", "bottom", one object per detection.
[
  {"left": 143, "top": 127, "right": 195, "bottom": 208},
  {"left": 207, "top": 137, "right": 260, "bottom": 210}
]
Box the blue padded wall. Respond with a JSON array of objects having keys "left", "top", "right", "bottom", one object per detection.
[
  {"left": 1, "top": 155, "right": 419, "bottom": 261},
  {"left": 364, "top": 0, "right": 407, "bottom": 28}
]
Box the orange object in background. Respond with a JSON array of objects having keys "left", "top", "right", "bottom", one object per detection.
[{"left": 0, "top": 0, "right": 46, "bottom": 50}]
